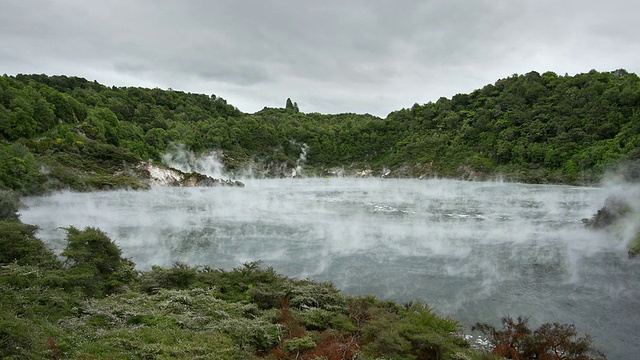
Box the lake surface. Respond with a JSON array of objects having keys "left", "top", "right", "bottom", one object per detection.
[{"left": 20, "top": 178, "right": 640, "bottom": 359}]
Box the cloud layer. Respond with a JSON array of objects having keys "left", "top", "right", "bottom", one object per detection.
[{"left": 1, "top": 0, "right": 638, "bottom": 116}]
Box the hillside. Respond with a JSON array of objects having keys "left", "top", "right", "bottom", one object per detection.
[{"left": 1, "top": 69, "right": 640, "bottom": 195}]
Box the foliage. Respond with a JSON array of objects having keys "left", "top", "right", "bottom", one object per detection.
[
  {"left": 60, "top": 226, "right": 137, "bottom": 297},
  {"left": 0, "top": 219, "right": 509, "bottom": 359},
  {"left": 0, "top": 304, "right": 60, "bottom": 359},
  {"left": 1, "top": 70, "right": 640, "bottom": 193},
  {"left": 139, "top": 262, "right": 200, "bottom": 292},
  {"left": 359, "top": 300, "right": 470, "bottom": 360},
  {"left": 0, "top": 143, "right": 45, "bottom": 194},
  {"left": 0, "top": 189, "right": 20, "bottom": 221},
  {"left": 56, "top": 288, "right": 275, "bottom": 357},
  {"left": 0, "top": 221, "right": 60, "bottom": 268},
  {"left": 473, "top": 316, "right": 606, "bottom": 360},
  {"left": 282, "top": 335, "right": 316, "bottom": 355}
]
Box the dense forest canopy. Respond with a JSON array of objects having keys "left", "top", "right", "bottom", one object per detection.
[{"left": 1, "top": 69, "right": 639, "bottom": 195}]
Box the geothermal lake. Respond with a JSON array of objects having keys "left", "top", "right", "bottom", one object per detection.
[{"left": 20, "top": 178, "right": 640, "bottom": 359}]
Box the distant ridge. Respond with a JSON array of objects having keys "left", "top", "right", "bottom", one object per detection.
[{"left": 1, "top": 69, "right": 639, "bottom": 194}]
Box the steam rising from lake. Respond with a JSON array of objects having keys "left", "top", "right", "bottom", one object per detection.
[
  {"left": 20, "top": 178, "right": 640, "bottom": 359},
  {"left": 162, "top": 143, "right": 226, "bottom": 179}
]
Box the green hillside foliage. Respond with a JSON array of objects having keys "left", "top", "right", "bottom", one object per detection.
[
  {"left": 0, "top": 224, "right": 491, "bottom": 359},
  {"left": 388, "top": 69, "right": 640, "bottom": 182},
  {"left": 1, "top": 69, "right": 639, "bottom": 194}
]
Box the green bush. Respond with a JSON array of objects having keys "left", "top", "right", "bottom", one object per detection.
[
  {"left": 0, "top": 190, "right": 20, "bottom": 221},
  {"left": 60, "top": 226, "right": 137, "bottom": 297},
  {"left": 0, "top": 143, "right": 45, "bottom": 195},
  {"left": 283, "top": 335, "right": 316, "bottom": 355},
  {"left": 139, "top": 263, "right": 200, "bottom": 293},
  {"left": 0, "top": 221, "right": 60, "bottom": 268},
  {"left": 0, "top": 309, "right": 51, "bottom": 358},
  {"left": 360, "top": 300, "right": 469, "bottom": 360}
]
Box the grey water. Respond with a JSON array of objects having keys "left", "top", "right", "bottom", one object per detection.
[{"left": 20, "top": 178, "right": 640, "bottom": 359}]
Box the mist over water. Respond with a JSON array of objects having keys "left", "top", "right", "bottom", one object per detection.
[
  {"left": 20, "top": 178, "right": 640, "bottom": 359},
  {"left": 161, "top": 143, "right": 226, "bottom": 179}
]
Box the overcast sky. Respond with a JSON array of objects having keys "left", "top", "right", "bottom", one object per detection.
[{"left": 1, "top": 0, "right": 638, "bottom": 117}]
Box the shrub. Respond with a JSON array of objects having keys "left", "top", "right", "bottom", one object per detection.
[
  {"left": 360, "top": 300, "right": 469, "bottom": 360},
  {"left": 60, "top": 226, "right": 137, "bottom": 297},
  {"left": 0, "top": 221, "right": 60, "bottom": 268},
  {"left": 197, "top": 261, "right": 288, "bottom": 304},
  {"left": 139, "top": 262, "right": 199, "bottom": 293},
  {"left": 0, "top": 310, "right": 49, "bottom": 358},
  {"left": 0, "top": 189, "right": 20, "bottom": 221},
  {"left": 283, "top": 335, "right": 316, "bottom": 355},
  {"left": 473, "top": 316, "right": 607, "bottom": 360}
]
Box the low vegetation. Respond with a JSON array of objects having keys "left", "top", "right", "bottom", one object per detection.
[
  {"left": 0, "top": 220, "right": 479, "bottom": 359},
  {"left": 0, "top": 214, "right": 607, "bottom": 359},
  {"left": 473, "top": 316, "right": 606, "bottom": 360}
]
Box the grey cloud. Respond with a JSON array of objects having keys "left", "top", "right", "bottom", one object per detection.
[
  {"left": 1, "top": 0, "right": 638, "bottom": 116},
  {"left": 195, "top": 67, "right": 272, "bottom": 86}
]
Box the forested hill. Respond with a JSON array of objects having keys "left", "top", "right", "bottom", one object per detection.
[{"left": 1, "top": 69, "right": 640, "bottom": 194}]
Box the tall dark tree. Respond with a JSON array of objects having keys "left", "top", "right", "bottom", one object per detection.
[{"left": 286, "top": 97, "right": 295, "bottom": 110}]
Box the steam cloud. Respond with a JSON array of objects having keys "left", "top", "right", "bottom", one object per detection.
[
  {"left": 598, "top": 163, "right": 640, "bottom": 250},
  {"left": 19, "top": 176, "right": 640, "bottom": 359},
  {"left": 161, "top": 142, "right": 311, "bottom": 179},
  {"left": 161, "top": 143, "right": 226, "bottom": 179}
]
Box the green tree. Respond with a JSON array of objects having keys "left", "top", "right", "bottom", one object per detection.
[
  {"left": 0, "top": 143, "right": 45, "bottom": 195},
  {"left": 84, "top": 107, "right": 121, "bottom": 145},
  {"left": 60, "top": 226, "right": 136, "bottom": 297},
  {"left": 0, "top": 221, "right": 60, "bottom": 268},
  {"left": 0, "top": 97, "right": 37, "bottom": 140}
]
